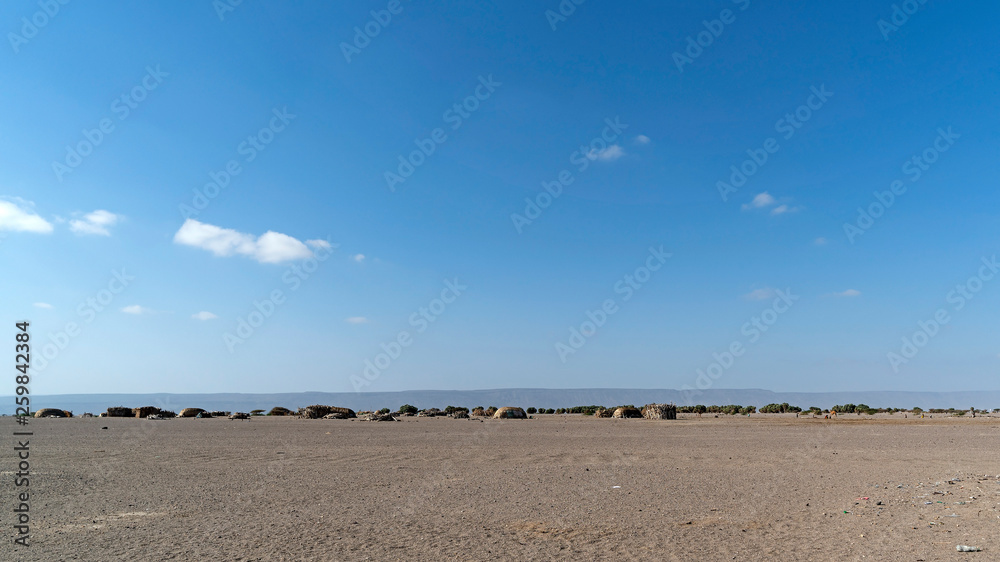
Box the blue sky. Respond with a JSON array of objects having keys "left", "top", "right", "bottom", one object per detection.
[{"left": 2, "top": 0, "right": 998, "bottom": 395}]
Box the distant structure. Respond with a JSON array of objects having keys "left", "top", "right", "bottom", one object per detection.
[
  {"left": 641, "top": 403, "right": 677, "bottom": 420},
  {"left": 493, "top": 407, "right": 527, "bottom": 419},
  {"left": 612, "top": 407, "right": 642, "bottom": 419}
]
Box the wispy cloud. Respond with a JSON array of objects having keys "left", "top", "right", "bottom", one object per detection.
[
  {"left": 345, "top": 316, "right": 369, "bottom": 324},
  {"left": 741, "top": 192, "right": 776, "bottom": 210},
  {"left": 0, "top": 198, "right": 53, "bottom": 233},
  {"left": 831, "top": 289, "right": 861, "bottom": 297},
  {"left": 634, "top": 135, "right": 650, "bottom": 145},
  {"left": 173, "top": 219, "right": 317, "bottom": 264},
  {"left": 743, "top": 288, "right": 776, "bottom": 301},
  {"left": 353, "top": 253, "right": 365, "bottom": 263},
  {"left": 192, "top": 311, "right": 218, "bottom": 321},
  {"left": 814, "top": 237, "right": 827, "bottom": 245},
  {"left": 70, "top": 210, "right": 121, "bottom": 236},
  {"left": 587, "top": 144, "right": 624, "bottom": 161},
  {"left": 34, "top": 302, "right": 53, "bottom": 309},
  {"left": 122, "top": 305, "right": 153, "bottom": 315}
]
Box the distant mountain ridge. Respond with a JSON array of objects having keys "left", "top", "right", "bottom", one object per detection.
[{"left": 4, "top": 388, "right": 999, "bottom": 415}]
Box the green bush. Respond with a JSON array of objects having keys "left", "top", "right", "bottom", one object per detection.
[
  {"left": 526, "top": 407, "right": 537, "bottom": 414},
  {"left": 399, "top": 404, "right": 418, "bottom": 415}
]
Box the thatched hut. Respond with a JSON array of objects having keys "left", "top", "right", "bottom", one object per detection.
[
  {"left": 106, "top": 406, "right": 133, "bottom": 417},
  {"left": 471, "top": 407, "right": 487, "bottom": 417},
  {"left": 133, "top": 406, "right": 160, "bottom": 418},
  {"left": 594, "top": 408, "right": 613, "bottom": 418},
  {"left": 641, "top": 403, "right": 677, "bottom": 420},
  {"left": 492, "top": 407, "right": 527, "bottom": 419},
  {"left": 229, "top": 412, "right": 250, "bottom": 420},
  {"left": 452, "top": 410, "right": 469, "bottom": 419},
  {"left": 303, "top": 405, "right": 356, "bottom": 419},
  {"left": 612, "top": 407, "right": 642, "bottom": 419},
  {"left": 268, "top": 406, "right": 292, "bottom": 416},
  {"left": 158, "top": 410, "right": 177, "bottom": 418},
  {"left": 210, "top": 411, "right": 230, "bottom": 417},
  {"left": 34, "top": 408, "right": 69, "bottom": 418},
  {"left": 179, "top": 408, "right": 207, "bottom": 418}
]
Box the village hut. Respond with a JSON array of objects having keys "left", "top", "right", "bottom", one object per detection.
[
  {"left": 229, "top": 412, "right": 250, "bottom": 420},
  {"left": 612, "top": 407, "right": 642, "bottom": 419},
  {"left": 106, "top": 406, "right": 133, "bottom": 417},
  {"left": 641, "top": 403, "right": 677, "bottom": 420},
  {"left": 179, "top": 408, "right": 207, "bottom": 418},
  {"left": 132, "top": 406, "right": 160, "bottom": 418},
  {"left": 158, "top": 410, "right": 177, "bottom": 418},
  {"left": 33, "top": 408, "right": 69, "bottom": 418},
  {"left": 471, "top": 407, "right": 487, "bottom": 417},
  {"left": 492, "top": 407, "right": 527, "bottom": 419},
  {"left": 594, "top": 408, "right": 613, "bottom": 418},
  {"left": 268, "top": 406, "right": 292, "bottom": 416},
  {"left": 452, "top": 410, "right": 469, "bottom": 419},
  {"left": 304, "top": 405, "right": 356, "bottom": 419},
  {"left": 210, "top": 411, "right": 230, "bottom": 417}
]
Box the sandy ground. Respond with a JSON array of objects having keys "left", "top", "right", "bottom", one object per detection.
[{"left": 3, "top": 413, "right": 999, "bottom": 561}]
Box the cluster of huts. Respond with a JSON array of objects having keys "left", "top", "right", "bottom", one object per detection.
[{"left": 28, "top": 403, "right": 677, "bottom": 421}]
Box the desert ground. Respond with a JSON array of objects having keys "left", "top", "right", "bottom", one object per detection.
[{"left": 3, "top": 414, "right": 999, "bottom": 561}]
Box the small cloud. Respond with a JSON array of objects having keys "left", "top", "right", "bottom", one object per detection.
[
  {"left": 353, "top": 254, "right": 365, "bottom": 263},
  {"left": 587, "top": 144, "right": 624, "bottom": 161},
  {"left": 306, "top": 239, "right": 332, "bottom": 250},
  {"left": 832, "top": 289, "right": 861, "bottom": 297},
  {"left": 122, "top": 305, "right": 152, "bottom": 315},
  {"left": 771, "top": 204, "right": 791, "bottom": 215},
  {"left": 192, "top": 311, "right": 218, "bottom": 321},
  {"left": 34, "top": 302, "right": 53, "bottom": 309},
  {"left": 744, "top": 288, "right": 775, "bottom": 301},
  {"left": 814, "top": 237, "right": 827, "bottom": 245},
  {"left": 634, "top": 135, "right": 651, "bottom": 145},
  {"left": 0, "top": 198, "right": 53, "bottom": 233},
  {"left": 69, "top": 210, "right": 120, "bottom": 236},
  {"left": 173, "top": 219, "right": 317, "bottom": 264},
  {"left": 742, "top": 192, "right": 776, "bottom": 211},
  {"left": 345, "top": 317, "right": 369, "bottom": 324}
]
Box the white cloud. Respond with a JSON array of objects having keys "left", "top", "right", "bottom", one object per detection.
[
  {"left": 587, "top": 144, "right": 624, "bottom": 161},
  {"left": 832, "top": 289, "right": 861, "bottom": 297},
  {"left": 69, "top": 210, "right": 121, "bottom": 236},
  {"left": 345, "top": 317, "right": 369, "bottom": 324},
  {"left": 122, "top": 305, "right": 152, "bottom": 315},
  {"left": 192, "top": 311, "right": 218, "bottom": 321},
  {"left": 173, "top": 219, "right": 315, "bottom": 264},
  {"left": 814, "top": 237, "right": 827, "bottom": 245},
  {"left": 306, "top": 239, "right": 332, "bottom": 250},
  {"left": 742, "top": 192, "right": 776, "bottom": 210},
  {"left": 34, "top": 302, "right": 53, "bottom": 309},
  {"left": 353, "top": 253, "right": 365, "bottom": 263},
  {"left": 0, "top": 199, "right": 53, "bottom": 233},
  {"left": 771, "top": 204, "right": 791, "bottom": 215},
  {"left": 634, "top": 135, "right": 651, "bottom": 145},
  {"left": 744, "top": 288, "right": 775, "bottom": 301}
]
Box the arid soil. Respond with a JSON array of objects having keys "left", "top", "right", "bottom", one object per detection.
[{"left": 3, "top": 414, "right": 999, "bottom": 561}]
